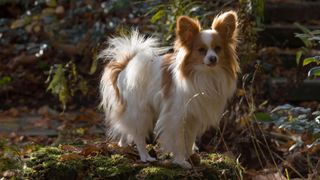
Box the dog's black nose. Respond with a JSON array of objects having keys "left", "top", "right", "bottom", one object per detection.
[{"left": 209, "top": 56, "right": 217, "bottom": 64}]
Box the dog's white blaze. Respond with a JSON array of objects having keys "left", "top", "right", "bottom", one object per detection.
[
  {"left": 200, "top": 30, "right": 215, "bottom": 47},
  {"left": 201, "top": 30, "right": 218, "bottom": 65}
]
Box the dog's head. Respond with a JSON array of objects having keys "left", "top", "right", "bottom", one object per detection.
[{"left": 175, "top": 11, "right": 239, "bottom": 78}]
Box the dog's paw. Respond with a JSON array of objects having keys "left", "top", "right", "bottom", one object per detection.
[
  {"left": 140, "top": 155, "right": 156, "bottom": 162},
  {"left": 146, "top": 156, "right": 157, "bottom": 162},
  {"left": 117, "top": 140, "right": 128, "bottom": 147},
  {"left": 192, "top": 143, "right": 199, "bottom": 152},
  {"left": 173, "top": 159, "right": 192, "bottom": 169}
]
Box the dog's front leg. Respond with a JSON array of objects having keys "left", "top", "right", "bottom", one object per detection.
[
  {"left": 172, "top": 139, "right": 192, "bottom": 168},
  {"left": 184, "top": 120, "right": 199, "bottom": 157},
  {"left": 134, "top": 136, "right": 156, "bottom": 162},
  {"left": 171, "top": 122, "right": 193, "bottom": 169},
  {"left": 156, "top": 107, "right": 192, "bottom": 168}
]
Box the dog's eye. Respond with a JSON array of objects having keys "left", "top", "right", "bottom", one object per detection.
[
  {"left": 198, "top": 47, "right": 207, "bottom": 54},
  {"left": 214, "top": 46, "right": 221, "bottom": 53}
]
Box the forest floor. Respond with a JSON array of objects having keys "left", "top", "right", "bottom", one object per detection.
[{"left": 1, "top": 0, "right": 320, "bottom": 179}]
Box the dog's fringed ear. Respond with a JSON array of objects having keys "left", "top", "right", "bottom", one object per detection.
[
  {"left": 212, "top": 11, "right": 238, "bottom": 41},
  {"left": 176, "top": 16, "right": 201, "bottom": 48}
]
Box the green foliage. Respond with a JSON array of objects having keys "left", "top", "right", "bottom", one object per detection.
[
  {"left": 46, "top": 64, "right": 69, "bottom": 110},
  {"left": 46, "top": 0, "right": 57, "bottom": 8},
  {"left": 302, "top": 56, "right": 320, "bottom": 78},
  {"left": 257, "top": 104, "right": 320, "bottom": 141},
  {"left": 1, "top": 0, "right": 118, "bottom": 109},
  {"left": 0, "top": 140, "right": 21, "bottom": 174},
  {"left": 307, "top": 66, "right": 320, "bottom": 77},
  {"left": 146, "top": 0, "right": 206, "bottom": 44},
  {"left": 303, "top": 56, "right": 320, "bottom": 66},
  {"left": 240, "top": 0, "right": 264, "bottom": 29},
  {"left": 303, "top": 56, "right": 320, "bottom": 77},
  {"left": 295, "top": 23, "right": 320, "bottom": 49},
  {"left": 147, "top": 0, "right": 264, "bottom": 53},
  {"left": 46, "top": 61, "right": 88, "bottom": 111},
  {"left": 238, "top": 0, "right": 265, "bottom": 65},
  {"left": 295, "top": 24, "right": 320, "bottom": 78},
  {"left": 0, "top": 76, "right": 12, "bottom": 87},
  {"left": 254, "top": 112, "right": 273, "bottom": 122}
]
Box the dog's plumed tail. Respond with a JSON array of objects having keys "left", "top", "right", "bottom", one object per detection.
[
  {"left": 99, "top": 31, "right": 167, "bottom": 144},
  {"left": 98, "top": 30, "right": 166, "bottom": 64}
]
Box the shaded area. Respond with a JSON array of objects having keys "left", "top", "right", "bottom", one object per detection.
[{"left": 0, "top": 0, "right": 320, "bottom": 179}]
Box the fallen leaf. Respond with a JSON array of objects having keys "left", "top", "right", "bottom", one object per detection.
[
  {"left": 10, "top": 19, "right": 25, "bottom": 29},
  {"left": 60, "top": 144, "right": 81, "bottom": 152},
  {"left": 80, "top": 145, "right": 100, "bottom": 156},
  {"left": 60, "top": 153, "right": 83, "bottom": 161}
]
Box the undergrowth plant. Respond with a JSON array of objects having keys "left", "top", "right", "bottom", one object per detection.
[
  {"left": 145, "top": 0, "right": 206, "bottom": 44},
  {"left": 0, "top": 76, "right": 12, "bottom": 87},
  {"left": 46, "top": 61, "right": 88, "bottom": 111},
  {"left": 144, "top": 0, "right": 236, "bottom": 45},
  {"left": 295, "top": 23, "right": 320, "bottom": 78},
  {"left": 238, "top": 0, "right": 264, "bottom": 66}
]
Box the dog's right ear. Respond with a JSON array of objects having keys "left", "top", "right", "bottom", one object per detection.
[
  {"left": 211, "top": 11, "right": 238, "bottom": 41},
  {"left": 176, "top": 16, "right": 201, "bottom": 48}
]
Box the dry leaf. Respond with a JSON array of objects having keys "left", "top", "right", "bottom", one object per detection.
[
  {"left": 81, "top": 145, "right": 100, "bottom": 156},
  {"left": 60, "top": 144, "right": 81, "bottom": 152},
  {"left": 60, "top": 153, "right": 83, "bottom": 161}
]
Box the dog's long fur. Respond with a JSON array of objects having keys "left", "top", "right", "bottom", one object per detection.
[{"left": 99, "top": 11, "right": 240, "bottom": 168}]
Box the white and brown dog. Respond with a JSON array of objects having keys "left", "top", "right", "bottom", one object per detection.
[{"left": 99, "top": 11, "right": 240, "bottom": 168}]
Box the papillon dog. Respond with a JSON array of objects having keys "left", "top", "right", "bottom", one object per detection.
[{"left": 99, "top": 11, "right": 240, "bottom": 168}]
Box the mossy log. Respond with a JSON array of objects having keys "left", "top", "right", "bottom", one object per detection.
[{"left": 22, "top": 144, "right": 242, "bottom": 180}]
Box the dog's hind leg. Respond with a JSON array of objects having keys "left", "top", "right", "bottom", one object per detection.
[
  {"left": 122, "top": 103, "right": 156, "bottom": 162},
  {"left": 117, "top": 135, "right": 128, "bottom": 147}
]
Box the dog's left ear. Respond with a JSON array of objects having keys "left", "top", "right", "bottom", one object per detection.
[
  {"left": 212, "top": 11, "right": 238, "bottom": 41},
  {"left": 176, "top": 16, "right": 201, "bottom": 48}
]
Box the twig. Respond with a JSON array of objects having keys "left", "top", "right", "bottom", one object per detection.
[{"left": 9, "top": 53, "right": 39, "bottom": 69}]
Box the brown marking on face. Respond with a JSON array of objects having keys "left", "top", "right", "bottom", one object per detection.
[{"left": 161, "top": 53, "right": 174, "bottom": 98}]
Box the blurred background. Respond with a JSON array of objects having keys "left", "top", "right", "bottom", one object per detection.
[{"left": 0, "top": 0, "right": 320, "bottom": 179}]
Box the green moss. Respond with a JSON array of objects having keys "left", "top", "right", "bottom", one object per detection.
[
  {"left": 0, "top": 157, "right": 21, "bottom": 172},
  {"left": 138, "top": 167, "right": 180, "bottom": 180},
  {"left": 0, "top": 140, "right": 22, "bottom": 174},
  {"left": 24, "top": 148, "right": 138, "bottom": 179},
  {"left": 37, "top": 147, "right": 61, "bottom": 154},
  {"left": 23, "top": 145, "right": 241, "bottom": 180},
  {"left": 25, "top": 147, "right": 61, "bottom": 167},
  {"left": 24, "top": 146, "right": 85, "bottom": 179},
  {"left": 91, "top": 154, "right": 137, "bottom": 179},
  {"left": 200, "top": 153, "right": 239, "bottom": 180}
]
